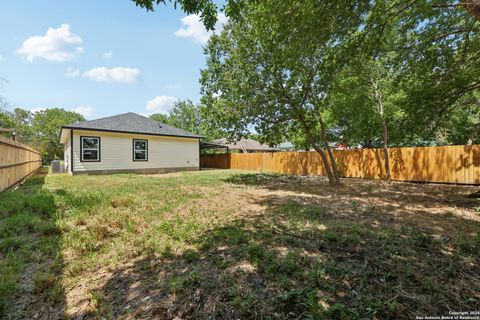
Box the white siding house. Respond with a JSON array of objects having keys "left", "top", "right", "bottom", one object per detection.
[{"left": 59, "top": 113, "right": 202, "bottom": 175}]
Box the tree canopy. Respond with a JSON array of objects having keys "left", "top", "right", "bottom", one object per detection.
[
  {"left": 131, "top": 0, "right": 246, "bottom": 30},
  {"left": 0, "top": 107, "right": 85, "bottom": 163},
  {"left": 201, "top": 0, "right": 375, "bottom": 184},
  {"left": 199, "top": 0, "right": 480, "bottom": 184},
  {"left": 149, "top": 99, "right": 223, "bottom": 141}
]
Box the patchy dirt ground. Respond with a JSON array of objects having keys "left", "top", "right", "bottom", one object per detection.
[{"left": 2, "top": 170, "right": 479, "bottom": 319}]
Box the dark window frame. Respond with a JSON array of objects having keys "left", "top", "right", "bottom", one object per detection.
[
  {"left": 80, "top": 136, "right": 101, "bottom": 162},
  {"left": 133, "top": 139, "right": 148, "bottom": 162}
]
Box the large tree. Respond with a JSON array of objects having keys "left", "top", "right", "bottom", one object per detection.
[
  {"left": 330, "top": 57, "right": 404, "bottom": 182},
  {"left": 131, "top": 0, "right": 480, "bottom": 28},
  {"left": 201, "top": 0, "right": 372, "bottom": 186},
  {"left": 0, "top": 107, "right": 34, "bottom": 143},
  {"left": 361, "top": 0, "right": 480, "bottom": 145},
  {"left": 149, "top": 100, "right": 223, "bottom": 141},
  {"left": 32, "top": 108, "right": 85, "bottom": 162}
]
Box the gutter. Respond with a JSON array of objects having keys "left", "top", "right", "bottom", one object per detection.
[{"left": 60, "top": 126, "right": 205, "bottom": 140}]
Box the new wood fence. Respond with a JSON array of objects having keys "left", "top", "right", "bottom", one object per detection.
[
  {"left": 0, "top": 136, "right": 42, "bottom": 192},
  {"left": 201, "top": 144, "right": 480, "bottom": 184}
]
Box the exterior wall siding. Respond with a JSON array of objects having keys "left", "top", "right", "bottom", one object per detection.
[
  {"left": 64, "top": 133, "right": 71, "bottom": 173},
  {"left": 72, "top": 129, "right": 199, "bottom": 173}
]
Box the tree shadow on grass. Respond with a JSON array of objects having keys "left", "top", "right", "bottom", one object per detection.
[
  {"left": 73, "top": 176, "right": 480, "bottom": 319},
  {"left": 0, "top": 172, "right": 67, "bottom": 319},
  {"left": 223, "top": 172, "right": 480, "bottom": 210}
]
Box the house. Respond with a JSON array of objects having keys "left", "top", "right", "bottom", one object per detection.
[
  {"left": 275, "top": 141, "right": 295, "bottom": 151},
  {"left": 59, "top": 112, "right": 203, "bottom": 175},
  {"left": 211, "top": 138, "right": 274, "bottom": 153}
]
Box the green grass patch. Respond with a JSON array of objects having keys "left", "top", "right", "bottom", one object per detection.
[{"left": 1, "top": 170, "right": 479, "bottom": 319}]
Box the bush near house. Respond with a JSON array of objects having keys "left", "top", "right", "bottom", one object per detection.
[{"left": 1, "top": 170, "right": 479, "bottom": 319}]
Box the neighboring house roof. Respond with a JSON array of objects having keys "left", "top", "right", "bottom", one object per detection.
[
  {"left": 212, "top": 138, "right": 273, "bottom": 152},
  {"left": 61, "top": 112, "right": 204, "bottom": 139},
  {"left": 276, "top": 141, "right": 294, "bottom": 150}
]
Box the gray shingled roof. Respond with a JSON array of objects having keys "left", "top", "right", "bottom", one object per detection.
[
  {"left": 62, "top": 112, "right": 203, "bottom": 139},
  {"left": 212, "top": 138, "right": 273, "bottom": 151}
]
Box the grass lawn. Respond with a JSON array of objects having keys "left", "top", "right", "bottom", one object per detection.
[{"left": 1, "top": 169, "right": 479, "bottom": 319}]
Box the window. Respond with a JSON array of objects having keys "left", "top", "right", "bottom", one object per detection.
[
  {"left": 81, "top": 136, "right": 100, "bottom": 162},
  {"left": 133, "top": 139, "right": 148, "bottom": 161}
]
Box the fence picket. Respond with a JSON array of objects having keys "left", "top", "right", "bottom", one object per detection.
[
  {"left": 0, "top": 137, "right": 42, "bottom": 192},
  {"left": 201, "top": 145, "right": 480, "bottom": 184}
]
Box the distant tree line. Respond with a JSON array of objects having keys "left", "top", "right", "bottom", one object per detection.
[
  {"left": 0, "top": 104, "right": 84, "bottom": 163},
  {"left": 149, "top": 99, "right": 224, "bottom": 141}
]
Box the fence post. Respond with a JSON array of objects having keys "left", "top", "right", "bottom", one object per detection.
[{"left": 198, "top": 145, "right": 480, "bottom": 185}]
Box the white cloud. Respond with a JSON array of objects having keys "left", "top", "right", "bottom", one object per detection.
[
  {"left": 145, "top": 96, "right": 178, "bottom": 114},
  {"left": 71, "top": 106, "right": 94, "bottom": 117},
  {"left": 17, "top": 24, "right": 83, "bottom": 62},
  {"left": 0, "top": 54, "right": 4, "bottom": 62},
  {"left": 30, "top": 107, "right": 46, "bottom": 113},
  {"left": 174, "top": 13, "right": 227, "bottom": 44},
  {"left": 82, "top": 67, "right": 140, "bottom": 83},
  {"left": 65, "top": 66, "right": 80, "bottom": 78},
  {"left": 102, "top": 49, "right": 113, "bottom": 59}
]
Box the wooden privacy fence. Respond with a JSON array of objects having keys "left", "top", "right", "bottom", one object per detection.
[
  {"left": 0, "top": 136, "right": 42, "bottom": 192},
  {"left": 201, "top": 144, "right": 480, "bottom": 185}
]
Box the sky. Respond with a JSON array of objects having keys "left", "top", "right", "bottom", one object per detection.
[{"left": 0, "top": 0, "right": 226, "bottom": 119}]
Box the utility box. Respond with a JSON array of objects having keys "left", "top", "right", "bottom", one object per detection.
[{"left": 51, "top": 160, "right": 64, "bottom": 174}]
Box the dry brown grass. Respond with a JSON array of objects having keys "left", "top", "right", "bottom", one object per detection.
[{"left": 2, "top": 170, "right": 479, "bottom": 319}]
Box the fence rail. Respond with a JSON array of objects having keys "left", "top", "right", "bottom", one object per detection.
[
  {"left": 201, "top": 144, "right": 480, "bottom": 185},
  {"left": 0, "top": 136, "right": 42, "bottom": 192}
]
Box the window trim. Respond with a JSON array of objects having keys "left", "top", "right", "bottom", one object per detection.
[
  {"left": 80, "top": 136, "right": 101, "bottom": 162},
  {"left": 133, "top": 139, "right": 148, "bottom": 162}
]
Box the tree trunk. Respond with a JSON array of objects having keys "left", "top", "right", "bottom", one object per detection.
[
  {"left": 381, "top": 115, "right": 391, "bottom": 183},
  {"left": 319, "top": 117, "right": 341, "bottom": 184},
  {"left": 372, "top": 80, "right": 391, "bottom": 183},
  {"left": 298, "top": 116, "right": 337, "bottom": 186},
  {"left": 311, "top": 142, "right": 336, "bottom": 186}
]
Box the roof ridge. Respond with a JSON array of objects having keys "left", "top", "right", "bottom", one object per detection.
[
  {"left": 71, "top": 112, "right": 136, "bottom": 125},
  {"left": 62, "top": 112, "right": 204, "bottom": 139}
]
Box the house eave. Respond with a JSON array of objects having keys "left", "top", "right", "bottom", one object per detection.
[{"left": 60, "top": 126, "right": 205, "bottom": 140}]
